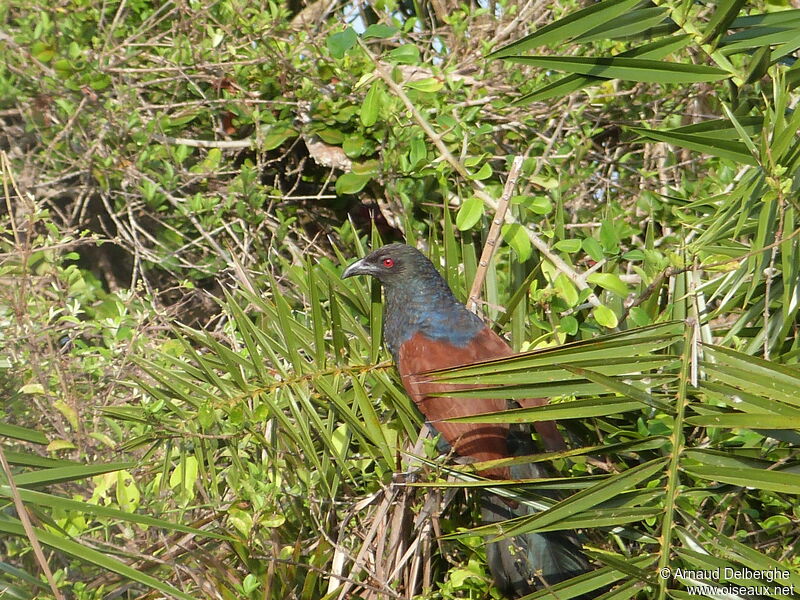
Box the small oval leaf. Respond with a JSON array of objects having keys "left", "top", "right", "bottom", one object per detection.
[
  {"left": 456, "top": 196, "right": 484, "bottom": 230},
  {"left": 554, "top": 273, "right": 579, "bottom": 306},
  {"left": 361, "top": 82, "right": 381, "bottom": 127},
  {"left": 502, "top": 223, "right": 532, "bottom": 261},
  {"left": 554, "top": 239, "right": 582, "bottom": 253},
  {"left": 587, "top": 272, "right": 629, "bottom": 297},
  {"left": 593, "top": 304, "right": 619, "bottom": 328},
  {"left": 327, "top": 27, "right": 357, "bottom": 59},
  {"left": 335, "top": 172, "right": 371, "bottom": 195},
  {"left": 583, "top": 237, "right": 605, "bottom": 261}
]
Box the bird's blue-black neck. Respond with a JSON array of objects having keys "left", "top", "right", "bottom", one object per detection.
[{"left": 381, "top": 262, "right": 485, "bottom": 362}]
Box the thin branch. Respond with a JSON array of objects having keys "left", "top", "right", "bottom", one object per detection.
[
  {"left": 467, "top": 155, "right": 523, "bottom": 313},
  {"left": 619, "top": 266, "right": 677, "bottom": 323},
  {"left": 151, "top": 134, "right": 253, "bottom": 149}
]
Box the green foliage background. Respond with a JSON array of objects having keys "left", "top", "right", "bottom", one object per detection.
[{"left": 1, "top": 0, "right": 800, "bottom": 598}]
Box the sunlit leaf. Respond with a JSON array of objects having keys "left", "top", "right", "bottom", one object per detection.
[
  {"left": 503, "top": 57, "right": 730, "bottom": 83},
  {"left": 682, "top": 465, "right": 800, "bottom": 494},
  {"left": 490, "top": 0, "right": 642, "bottom": 57}
]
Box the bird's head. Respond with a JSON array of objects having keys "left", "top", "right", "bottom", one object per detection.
[{"left": 341, "top": 243, "right": 436, "bottom": 288}]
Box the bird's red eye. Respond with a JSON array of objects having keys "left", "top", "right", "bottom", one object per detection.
[{"left": 382, "top": 258, "right": 395, "bottom": 268}]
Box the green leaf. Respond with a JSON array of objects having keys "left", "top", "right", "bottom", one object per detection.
[
  {"left": 431, "top": 359, "right": 673, "bottom": 399},
  {"left": 599, "top": 221, "right": 619, "bottom": 253},
  {"left": 684, "top": 448, "right": 774, "bottom": 470},
  {"left": 406, "top": 77, "right": 443, "bottom": 93},
  {"left": 360, "top": 82, "right": 381, "bottom": 127},
  {"left": 682, "top": 465, "right": 800, "bottom": 494},
  {"left": 677, "top": 521, "right": 800, "bottom": 588},
  {"left": 504, "top": 557, "right": 653, "bottom": 600},
  {"left": 352, "top": 159, "right": 379, "bottom": 175},
  {"left": 0, "top": 485, "right": 232, "bottom": 539},
  {"left": 343, "top": 133, "right": 367, "bottom": 158},
  {"left": 744, "top": 45, "right": 772, "bottom": 84},
  {"left": 489, "top": 0, "right": 642, "bottom": 57},
  {"left": 335, "top": 172, "right": 371, "bottom": 195},
  {"left": 560, "top": 315, "right": 579, "bottom": 335},
  {"left": 622, "top": 249, "right": 645, "bottom": 260},
  {"left": 115, "top": 470, "right": 140, "bottom": 512},
  {"left": 262, "top": 125, "right": 295, "bottom": 151},
  {"left": 3, "top": 451, "right": 73, "bottom": 468},
  {"left": 409, "top": 137, "right": 427, "bottom": 167},
  {"left": 19, "top": 383, "right": 45, "bottom": 394},
  {"left": 484, "top": 458, "right": 668, "bottom": 537},
  {"left": 701, "top": 382, "right": 800, "bottom": 416},
  {"left": 314, "top": 127, "right": 345, "bottom": 145},
  {"left": 593, "top": 304, "right": 619, "bottom": 328},
  {"left": 363, "top": 24, "right": 398, "bottom": 39},
  {"left": 685, "top": 413, "right": 800, "bottom": 429},
  {"left": 559, "top": 365, "right": 674, "bottom": 413},
  {"left": 515, "top": 34, "right": 692, "bottom": 103},
  {"left": 703, "top": 345, "right": 800, "bottom": 406},
  {"left": 169, "top": 455, "right": 198, "bottom": 496},
  {"left": 444, "top": 396, "right": 645, "bottom": 424},
  {"left": 731, "top": 9, "right": 800, "bottom": 28},
  {"left": 536, "top": 507, "right": 663, "bottom": 530},
  {"left": 327, "top": 27, "right": 357, "bottom": 59},
  {"left": 587, "top": 272, "right": 629, "bottom": 297},
  {"left": 720, "top": 103, "right": 759, "bottom": 157},
  {"left": 11, "top": 462, "right": 137, "bottom": 487},
  {"left": 31, "top": 41, "right": 55, "bottom": 62},
  {"left": 468, "top": 162, "right": 492, "bottom": 180},
  {"left": 520, "top": 195, "right": 553, "bottom": 214},
  {"left": 583, "top": 237, "right": 605, "bottom": 261},
  {"left": 702, "top": 0, "right": 749, "bottom": 44},
  {"left": 669, "top": 116, "right": 763, "bottom": 139},
  {"left": 399, "top": 322, "right": 683, "bottom": 380},
  {"left": 0, "top": 520, "right": 196, "bottom": 600},
  {"left": 53, "top": 57, "right": 74, "bottom": 78},
  {"left": 630, "top": 127, "right": 757, "bottom": 165},
  {"left": 89, "top": 74, "right": 112, "bottom": 91},
  {"left": 385, "top": 44, "right": 420, "bottom": 64},
  {"left": 575, "top": 7, "right": 670, "bottom": 43},
  {"left": 554, "top": 273, "right": 579, "bottom": 306},
  {"left": 720, "top": 26, "right": 800, "bottom": 54},
  {"left": 46, "top": 439, "right": 76, "bottom": 452},
  {"left": 352, "top": 377, "right": 394, "bottom": 466},
  {"left": 0, "top": 423, "right": 48, "bottom": 445},
  {"left": 503, "top": 56, "right": 731, "bottom": 84},
  {"left": 502, "top": 224, "right": 532, "bottom": 261},
  {"left": 456, "top": 196, "right": 484, "bottom": 230},
  {"left": 554, "top": 239, "right": 582, "bottom": 253}
]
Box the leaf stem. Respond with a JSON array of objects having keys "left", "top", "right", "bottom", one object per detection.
[{"left": 657, "top": 318, "right": 695, "bottom": 598}]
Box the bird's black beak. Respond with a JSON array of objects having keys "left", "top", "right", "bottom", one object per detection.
[{"left": 341, "top": 257, "right": 369, "bottom": 279}]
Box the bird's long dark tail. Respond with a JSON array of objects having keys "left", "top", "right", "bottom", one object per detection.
[{"left": 481, "top": 432, "right": 592, "bottom": 598}]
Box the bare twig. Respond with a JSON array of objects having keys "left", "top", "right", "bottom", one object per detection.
[
  {"left": 151, "top": 134, "right": 253, "bottom": 149},
  {"left": 467, "top": 155, "right": 524, "bottom": 312},
  {"left": 619, "top": 266, "right": 678, "bottom": 323}
]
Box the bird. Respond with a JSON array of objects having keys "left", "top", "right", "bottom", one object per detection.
[{"left": 342, "top": 243, "right": 592, "bottom": 597}]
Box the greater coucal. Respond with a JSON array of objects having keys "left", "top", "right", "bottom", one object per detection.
[{"left": 342, "top": 243, "right": 592, "bottom": 597}]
